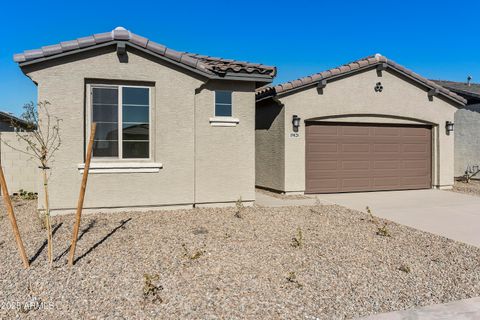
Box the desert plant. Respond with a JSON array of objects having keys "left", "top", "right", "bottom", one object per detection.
[
  {"left": 18, "top": 189, "right": 38, "bottom": 200},
  {"left": 3, "top": 101, "right": 61, "bottom": 265},
  {"left": 366, "top": 206, "right": 391, "bottom": 237},
  {"left": 142, "top": 273, "right": 163, "bottom": 303},
  {"left": 398, "top": 264, "right": 411, "bottom": 273},
  {"left": 181, "top": 243, "right": 205, "bottom": 260},
  {"left": 234, "top": 196, "right": 244, "bottom": 219},
  {"left": 286, "top": 271, "right": 303, "bottom": 288},
  {"left": 291, "top": 227, "right": 303, "bottom": 248}
]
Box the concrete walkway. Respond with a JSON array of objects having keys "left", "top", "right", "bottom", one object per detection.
[
  {"left": 358, "top": 297, "right": 480, "bottom": 319},
  {"left": 316, "top": 189, "right": 480, "bottom": 247}
]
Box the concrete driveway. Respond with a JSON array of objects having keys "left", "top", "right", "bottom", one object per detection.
[{"left": 317, "top": 189, "right": 480, "bottom": 247}]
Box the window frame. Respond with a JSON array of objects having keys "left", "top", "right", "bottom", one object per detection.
[
  {"left": 86, "top": 83, "right": 153, "bottom": 162},
  {"left": 214, "top": 90, "right": 233, "bottom": 117}
]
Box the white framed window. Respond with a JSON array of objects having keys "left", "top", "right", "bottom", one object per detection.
[
  {"left": 214, "top": 91, "right": 232, "bottom": 117},
  {"left": 88, "top": 84, "right": 151, "bottom": 160}
]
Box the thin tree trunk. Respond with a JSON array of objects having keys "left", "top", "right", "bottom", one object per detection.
[
  {"left": 42, "top": 168, "right": 53, "bottom": 266},
  {"left": 68, "top": 123, "right": 96, "bottom": 267},
  {"left": 0, "top": 165, "right": 29, "bottom": 268}
]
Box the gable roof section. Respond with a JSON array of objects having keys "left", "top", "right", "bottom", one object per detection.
[
  {"left": 431, "top": 79, "right": 480, "bottom": 102},
  {"left": 256, "top": 54, "right": 466, "bottom": 105},
  {"left": 13, "top": 27, "right": 276, "bottom": 84},
  {"left": 0, "top": 111, "right": 34, "bottom": 130}
]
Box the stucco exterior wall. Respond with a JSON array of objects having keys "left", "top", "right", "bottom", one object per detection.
[
  {"left": 0, "top": 132, "right": 38, "bottom": 195},
  {"left": 255, "top": 100, "right": 285, "bottom": 191},
  {"left": 23, "top": 46, "right": 257, "bottom": 212},
  {"left": 259, "top": 68, "right": 458, "bottom": 193},
  {"left": 194, "top": 80, "right": 256, "bottom": 204},
  {"left": 454, "top": 107, "right": 480, "bottom": 177}
]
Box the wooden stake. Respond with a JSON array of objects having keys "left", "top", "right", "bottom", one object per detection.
[
  {"left": 68, "top": 123, "right": 96, "bottom": 266},
  {"left": 0, "top": 165, "right": 29, "bottom": 268}
]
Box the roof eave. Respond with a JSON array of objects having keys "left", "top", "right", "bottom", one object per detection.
[
  {"left": 257, "top": 62, "right": 466, "bottom": 106},
  {"left": 18, "top": 40, "right": 275, "bottom": 84}
]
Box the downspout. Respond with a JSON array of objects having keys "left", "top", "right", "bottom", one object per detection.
[{"left": 193, "top": 80, "right": 209, "bottom": 207}]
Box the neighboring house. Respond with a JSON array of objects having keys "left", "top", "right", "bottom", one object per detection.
[
  {"left": 255, "top": 54, "right": 466, "bottom": 194},
  {"left": 0, "top": 111, "right": 31, "bottom": 132},
  {"left": 0, "top": 112, "right": 37, "bottom": 195},
  {"left": 13, "top": 27, "right": 276, "bottom": 213},
  {"left": 432, "top": 79, "right": 480, "bottom": 178}
]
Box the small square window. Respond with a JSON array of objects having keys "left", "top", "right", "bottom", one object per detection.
[{"left": 215, "top": 91, "right": 232, "bottom": 117}]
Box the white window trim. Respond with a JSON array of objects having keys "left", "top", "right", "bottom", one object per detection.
[
  {"left": 77, "top": 162, "right": 163, "bottom": 174},
  {"left": 87, "top": 84, "right": 153, "bottom": 161},
  {"left": 212, "top": 90, "right": 238, "bottom": 126}
]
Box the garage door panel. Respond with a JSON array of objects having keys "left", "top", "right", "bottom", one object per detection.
[
  {"left": 374, "top": 177, "right": 401, "bottom": 187},
  {"left": 342, "top": 144, "right": 370, "bottom": 152},
  {"left": 342, "top": 126, "right": 370, "bottom": 136},
  {"left": 307, "top": 143, "right": 338, "bottom": 153},
  {"left": 374, "top": 127, "right": 401, "bottom": 136},
  {"left": 403, "top": 159, "right": 429, "bottom": 169},
  {"left": 374, "top": 143, "right": 400, "bottom": 153},
  {"left": 305, "top": 122, "right": 431, "bottom": 193},
  {"left": 374, "top": 160, "right": 400, "bottom": 169},
  {"left": 342, "top": 160, "right": 370, "bottom": 170}
]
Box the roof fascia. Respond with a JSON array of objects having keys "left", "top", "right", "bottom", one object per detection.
[
  {"left": 261, "top": 63, "right": 465, "bottom": 106},
  {"left": 18, "top": 40, "right": 273, "bottom": 84}
]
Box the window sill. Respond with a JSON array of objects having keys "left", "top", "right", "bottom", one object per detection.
[
  {"left": 77, "top": 162, "right": 163, "bottom": 174},
  {"left": 209, "top": 117, "right": 239, "bottom": 127}
]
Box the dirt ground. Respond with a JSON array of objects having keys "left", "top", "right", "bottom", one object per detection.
[
  {"left": 1, "top": 198, "right": 479, "bottom": 319},
  {"left": 451, "top": 180, "right": 480, "bottom": 197}
]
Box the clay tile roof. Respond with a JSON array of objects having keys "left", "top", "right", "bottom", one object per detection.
[
  {"left": 256, "top": 54, "right": 466, "bottom": 105},
  {"left": 431, "top": 79, "right": 480, "bottom": 101},
  {"left": 13, "top": 27, "right": 276, "bottom": 80}
]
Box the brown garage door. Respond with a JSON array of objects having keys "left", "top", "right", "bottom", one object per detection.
[{"left": 305, "top": 122, "right": 432, "bottom": 193}]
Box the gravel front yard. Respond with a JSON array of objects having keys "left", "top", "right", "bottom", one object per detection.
[
  {"left": 1, "top": 199, "right": 480, "bottom": 319},
  {"left": 452, "top": 180, "right": 480, "bottom": 197}
]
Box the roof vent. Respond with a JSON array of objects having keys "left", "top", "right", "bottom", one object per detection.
[
  {"left": 467, "top": 75, "right": 472, "bottom": 86},
  {"left": 114, "top": 26, "right": 127, "bottom": 31}
]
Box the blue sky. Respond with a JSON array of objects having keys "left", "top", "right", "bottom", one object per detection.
[{"left": 1, "top": 0, "right": 478, "bottom": 115}]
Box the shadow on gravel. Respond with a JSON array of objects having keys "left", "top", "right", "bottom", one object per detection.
[
  {"left": 73, "top": 218, "right": 132, "bottom": 265},
  {"left": 29, "top": 223, "right": 63, "bottom": 264},
  {"left": 54, "top": 219, "right": 98, "bottom": 263}
]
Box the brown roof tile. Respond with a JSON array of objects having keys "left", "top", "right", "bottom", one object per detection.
[
  {"left": 256, "top": 54, "right": 466, "bottom": 105},
  {"left": 14, "top": 27, "right": 276, "bottom": 80}
]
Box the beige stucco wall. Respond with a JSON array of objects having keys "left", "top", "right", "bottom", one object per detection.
[
  {"left": 194, "top": 80, "right": 256, "bottom": 204},
  {"left": 0, "top": 132, "right": 39, "bottom": 195},
  {"left": 255, "top": 100, "right": 285, "bottom": 191},
  {"left": 23, "top": 46, "right": 257, "bottom": 212},
  {"left": 258, "top": 68, "right": 458, "bottom": 193}
]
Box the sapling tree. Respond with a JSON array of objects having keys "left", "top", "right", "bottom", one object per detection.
[{"left": 4, "top": 101, "right": 61, "bottom": 265}]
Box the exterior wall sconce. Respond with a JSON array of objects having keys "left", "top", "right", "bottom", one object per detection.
[
  {"left": 292, "top": 115, "right": 301, "bottom": 132},
  {"left": 446, "top": 121, "right": 454, "bottom": 134}
]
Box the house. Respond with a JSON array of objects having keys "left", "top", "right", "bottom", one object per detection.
[
  {"left": 13, "top": 27, "right": 276, "bottom": 213},
  {"left": 0, "top": 111, "right": 32, "bottom": 132},
  {"left": 0, "top": 112, "right": 37, "bottom": 195},
  {"left": 255, "top": 54, "right": 466, "bottom": 194},
  {"left": 432, "top": 79, "right": 480, "bottom": 178}
]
